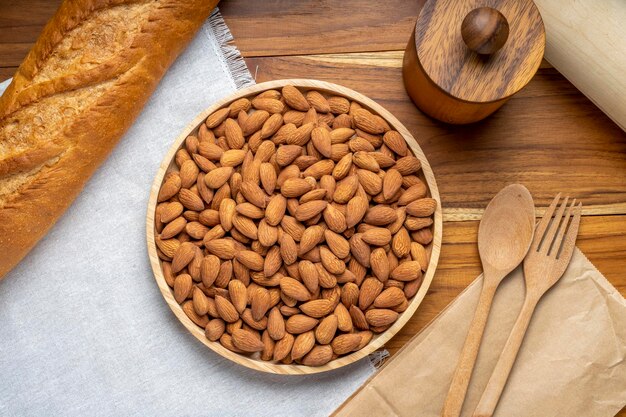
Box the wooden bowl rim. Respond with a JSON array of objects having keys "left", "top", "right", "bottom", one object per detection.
[{"left": 146, "top": 79, "right": 443, "bottom": 375}]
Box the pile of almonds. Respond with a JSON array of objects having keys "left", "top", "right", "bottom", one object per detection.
[{"left": 154, "top": 85, "right": 436, "bottom": 367}]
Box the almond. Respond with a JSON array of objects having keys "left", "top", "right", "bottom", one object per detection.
[
  {"left": 281, "top": 178, "right": 313, "bottom": 198},
  {"left": 364, "top": 206, "right": 397, "bottom": 226},
  {"left": 282, "top": 85, "right": 310, "bottom": 111},
  {"left": 315, "top": 315, "right": 338, "bottom": 345},
  {"left": 333, "top": 175, "right": 359, "bottom": 203},
  {"left": 285, "top": 315, "right": 319, "bottom": 334},
  {"left": 205, "top": 166, "right": 234, "bottom": 189},
  {"left": 242, "top": 110, "right": 270, "bottom": 136},
  {"left": 273, "top": 333, "right": 295, "bottom": 361},
  {"left": 279, "top": 233, "right": 298, "bottom": 265},
  {"left": 161, "top": 216, "right": 187, "bottom": 240},
  {"left": 227, "top": 280, "right": 248, "bottom": 314},
  {"left": 353, "top": 108, "right": 386, "bottom": 134},
  {"left": 251, "top": 288, "right": 271, "bottom": 321},
  {"left": 276, "top": 145, "right": 302, "bottom": 166},
  {"left": 301, "top": 345, "right": 333, "bottom": 366},
  {"left": 349, "top": 233, "right": 371, "bottom": 267},
  {"left": 205, "top": 238, "right": 236, "bottom": 259},
  {"left": 405, "top": 216, "right": 434, "bottom": 231},
  {"left": 406, "top": 198, "right": 437, "bottom": 217},
  {"left": 374, "top": 287, "right": 406, "bottom": 308},
  {"left": 303, "top": 159, "right": 334, "bottom": 179},
  {"left": 298, "top": 260, "right": 320, "bottom": 293},
  {"left": 219, "top": 198, "right": 236, "bottom": 231},
  {"left": 201, "top": 255, "right": 221, "bottom": 287},
  {"left": 394, "top": 155, "right": 421, "bottom": 175},
  {"left": 361, "top": 227, "right": 392, "bottom": 246},
  {"left": 382, "top": 168, "right": 402, "bottom": 200},
  {"left": 343, "top": 196, "right": 368, "bottom": 229},
  {"left": 299, "top": 299, "right": 334, "bottom": 319},
  {"left": 328, "top": 96, "right": 350, "bottom": 114},
  {"left": 391, "top": 261, "right": 422, "bottom": 281},
  {"left": 358, "top": 277, "right": 384, "bottom": 310},
  {"left": 357, "top": 169, "right": 383, "bottom": 195},
  {"left": 349, "top": 305, "right": 369, "bottom": 330},
  {"left": 331, "top": 333, "right": 362, "bottom": 355},
  {"left": 311, "top": 127, "right": 332, "bottom": 158},
  {"left": 382, "top": 130, "right": 408, "bottom": 156},
  {"left": 205, "top": 319, "right": 226, "bottom": 341},
  {"left": 206, "top": 107, "right": 230, "bottom": 129},
  {"left": 330, "top": 128, "right": 355, "bottom": 144},
  {"left": 291, "top": 330, "right": 316, "bottom": 360},
  {"left": 323, "top": 204, "right": 347, "bottom": 233},
  {"left": 178, "top": 189, "right": 204, "bottom": 211},
  {"left": 353, "top": 151, "right": 380, "bottom": 172},
  {"left": 234, "top": 250, "right": 264, "bottom": 271},
  {"left": 410, "top": 242, "right": 429, "bottom": 271},
  {"left": 240, "top": 181, "right": 268, "bottom": 208},
  {"left": 179, "top": 160, "right": 199, "bottom": 189},
  {"left": 231, "top": 329, "right": 264, "bottom": 352},
  {"left": 324, "top": 230, "right": 350, "bottom": 259},
  {"left": 223, "top": 118, "right": 245, "bottom": 149},
  {"left": 332, "top": 153, "right": 353, "bottom": 180},
  {"left": 320, "top": 246, "right": 345, "bottom": 274},
  {"left": 182, "top": 300, "right": 209, "bottom": 328},
  {"left": 265, "top": 194, "right": 287, "bottom": 226},
  {"left": 280, "top": 276, "right": 311, "bottom": 302},
  {"left": 370, "top": 248, "right": 390, "bottom": 282},
  {"left": 215, "top": 295, "right": 239, "bottom": 323},
  {"left": 171, "top": 242, "right": 196, "bottom": 273},
  {"left": 173, "top": 273, "right": 192, "bottom": 303},
  {"left": 392, "top": 227, "right": 411, "bottom": 258},
  {"left": 252, "top": 97, "right": 284, "bottom": 114},
  {"left": 267, "top": 307, "right": 286, "bottom": 340},
  {"left": 365, "top": 308, "right": 399, "bottom": 327},
  {"left": 263, "top": 245, "right": 283, "bottom": 277},
  {"left": 295, "top": 200, "right": 328, "bottom": 222},
  {"left": 260, "top": 113, "right": 283, "bottom": 138},
  {"left": 306, "top": 90, "right": 331, "bottom": 113}
]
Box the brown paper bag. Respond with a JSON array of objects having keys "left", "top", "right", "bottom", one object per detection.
[{"left": 333, "top": 248, "right": 626, "bottom": 417}]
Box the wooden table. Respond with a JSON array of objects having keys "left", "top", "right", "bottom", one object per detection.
[{"left": 2, "top": 1, "right": 625, "bottom": 414}]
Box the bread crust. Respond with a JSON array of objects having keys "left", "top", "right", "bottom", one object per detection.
[{"left": 0, "top": 0, "right": 220, "bottom": 279}]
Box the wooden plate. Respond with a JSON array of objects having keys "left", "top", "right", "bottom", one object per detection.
[{"left": 146, "top": 79, "right": 442, "bottom": 374}]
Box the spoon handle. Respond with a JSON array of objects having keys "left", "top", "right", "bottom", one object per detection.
[
  {"left": 473, "top": 296, "right": 539, "bottom": 417},
  {"left": 441, "top": 282, "right": 498, "bottom": 417}
]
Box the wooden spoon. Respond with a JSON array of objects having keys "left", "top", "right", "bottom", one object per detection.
[{"left": 441, "top": 184, "right": 535, "bottom": 417}]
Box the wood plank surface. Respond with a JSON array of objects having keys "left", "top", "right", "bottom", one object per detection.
[{"left": 220, "top": 0, "right": 420, "bottom": 56}]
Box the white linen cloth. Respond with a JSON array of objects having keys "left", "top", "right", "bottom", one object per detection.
[{"left": 0, "top": 10, "right": 374, "bottom": 416}]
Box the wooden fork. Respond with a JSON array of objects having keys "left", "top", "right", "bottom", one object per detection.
[{"left": 473, "top": 194, "right": 582, "bottom": 417}]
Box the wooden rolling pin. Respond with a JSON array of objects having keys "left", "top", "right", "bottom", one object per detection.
[{"left": 535, "top": 0, "right": 626, "bottom": 131}]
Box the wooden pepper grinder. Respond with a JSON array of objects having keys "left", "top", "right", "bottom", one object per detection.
[{"left": 403, "top": 0, "right": 545, "bottom": 124}]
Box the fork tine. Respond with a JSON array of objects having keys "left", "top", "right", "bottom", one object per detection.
[
  {"left": 556, "top": 202, "right": 582, "bottom": 260},
  {"left": 539, "top": 196, "right": 569, "bottom": 253},
  {"left": 548, "top": 199, "right": 576, "bottom": 257},
  {"left": 532, "top": 193, "right": 561, "bottom": 250}
]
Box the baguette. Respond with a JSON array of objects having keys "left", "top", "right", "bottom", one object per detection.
[{"left": 0, "top": 0, "right": 220, "bottom": 279}]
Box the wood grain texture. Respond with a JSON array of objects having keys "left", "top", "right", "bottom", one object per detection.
[
  {"left": 219, "top": 0, "right": 421, "bottom": 57},
  {"left": 246, "top": 53, "right": 626, "bottom": 214},
  {"left": 146, "top": 79, "right": 443, "bottom": 374},
  {"left": 415, "top": 0, "right": 544, "bottom": 102},
  {"left": 534, "top": 0, "right": 626, "bottom": 131}
]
